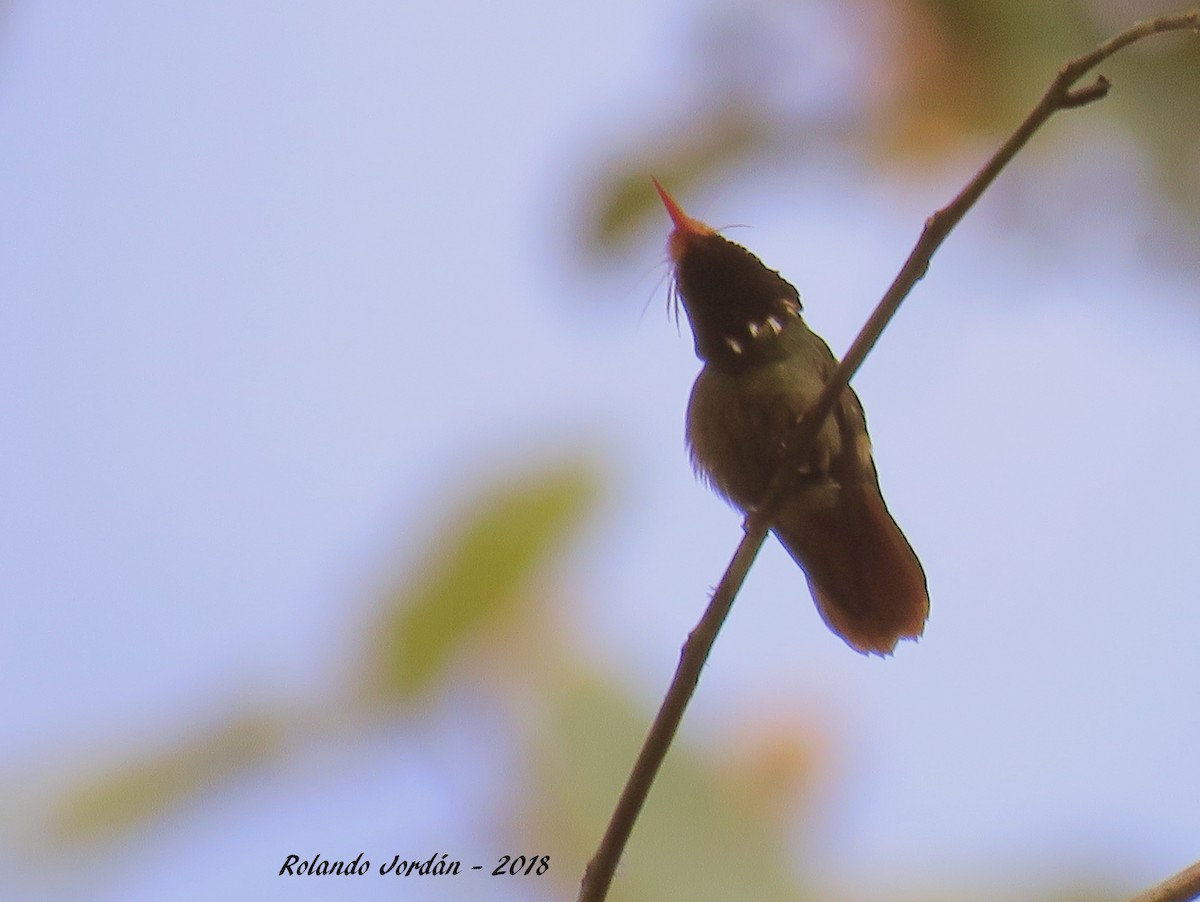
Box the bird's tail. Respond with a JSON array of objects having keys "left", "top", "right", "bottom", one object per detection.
[{"left": 773, "top": 484, "right": 928, "bottom": 655}]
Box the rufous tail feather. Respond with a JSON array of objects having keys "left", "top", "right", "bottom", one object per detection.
[{"left": 773, "top": 485, "right": 928, "bottom": 655}]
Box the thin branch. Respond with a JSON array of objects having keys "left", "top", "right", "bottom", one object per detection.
[
  {"left": 1128, "top": 859, "right": 1200, "bottom": 902},
  {"left": 578, "top": 10, "right": 1200, "bottom": 902}
]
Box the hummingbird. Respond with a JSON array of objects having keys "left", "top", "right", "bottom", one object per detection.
[{"left": 653, "top": 178, "right": 928, "bottom": 655}]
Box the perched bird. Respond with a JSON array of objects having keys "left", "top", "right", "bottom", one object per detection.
[{"left": 653, "top": 178, "right": 928, "bottom": 655}]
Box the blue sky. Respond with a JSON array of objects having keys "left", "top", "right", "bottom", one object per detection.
[{"left": 2, "top": 2, "right": 1199, "bottom": 900}]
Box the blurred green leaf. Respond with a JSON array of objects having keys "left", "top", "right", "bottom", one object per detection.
[
  {"left": 363, "top": 457, "right": 602, "bottom": 704},
  {"left": 48, "top": 711, "right": 285, "bottom": 843},
  {"left": 589, "top": 109, "right": 766, "bottom": 251}
]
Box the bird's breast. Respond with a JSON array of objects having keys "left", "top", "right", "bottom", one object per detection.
[{"left": 685, "top": 352, "right": 846, "bottom": 512}]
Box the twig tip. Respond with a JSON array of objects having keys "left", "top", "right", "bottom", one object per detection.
[{"left": 1062, "top": 74, "right": 1113, "bottom": 108}]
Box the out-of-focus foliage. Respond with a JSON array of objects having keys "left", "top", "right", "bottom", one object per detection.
[
  {"left": 587, "top": 0, "right": 1200, "bottom": 252},
  {"left": 360, "top": 458, "right": 600, "bottom": 704},
  {"left": 891, "top": 0, "right": 1104, "bottom": 138},
  {"left": 6, "top": 456, "right": 602, "bottom": 847},
  {"left": 4, "top": 454, "right": 829, "bottom": 900},
  {"left": 524, "top": 679, "right": 820, "bottom": 901},
  {"left": 48, "top": 711, "right": 287, "bottom": 844},
  {"left": 3, "top": 451, "right": 1131, "bottom": 900}
]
